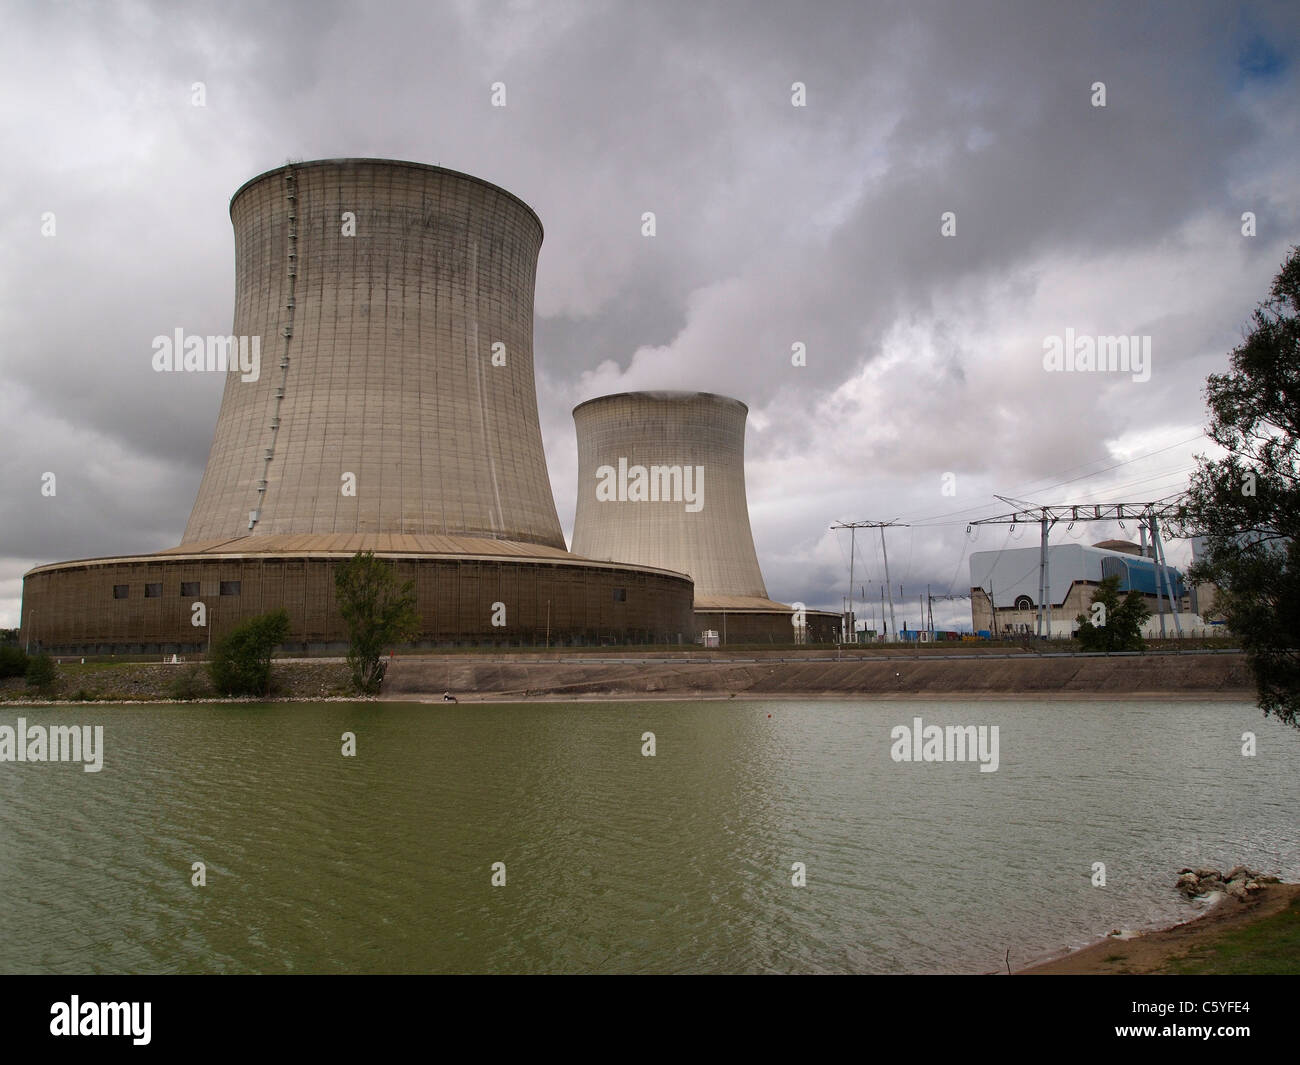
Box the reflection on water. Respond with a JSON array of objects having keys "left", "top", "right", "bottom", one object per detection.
[{"left": 0, "top": 699, "right": 1295, "bottom": 973}]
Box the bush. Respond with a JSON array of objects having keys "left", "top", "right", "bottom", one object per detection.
[
  {"left": 0, "top": 645, "right": 28, "bottom": 678},
  {"left": 208, "top": 609, "right": 290, "bottom": 696},
  {"left": 25, "top": 653, "right": 56, "bottom": 693},
  {"left": 1074, "top": 574, "right": 1151, "bottom": 652},
  {"left": 168, "top": 666, "right": 210, "bottom": 700}
]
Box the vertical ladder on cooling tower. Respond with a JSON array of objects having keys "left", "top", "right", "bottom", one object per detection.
[{"left": 249, "top": 165, "right": 298, "bottom": 531}]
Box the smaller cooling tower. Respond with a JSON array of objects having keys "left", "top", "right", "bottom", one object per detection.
[
  {"left": 572, "top": 392, "right": 766, "bottom": 597},
  {"left": 571, "top": 391, "right": 838, "bottom": 643}
]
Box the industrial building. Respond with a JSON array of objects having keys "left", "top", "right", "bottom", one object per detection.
[
  {"left": 570, "top": 391, "right": 839, "bottom": 643},
  {"left": 969, "top": 539, "right": 1191, "bottom": 637},
  {"left": 21, "top": 159, "right": 695, "bottom": 653},
  {"left": 1188, "top": 536, "right": 1223, "bottom": 621}
]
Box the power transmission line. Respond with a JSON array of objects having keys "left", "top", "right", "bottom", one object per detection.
[{"left": 831, "top": 520, "right": 908, "bottom": 642}]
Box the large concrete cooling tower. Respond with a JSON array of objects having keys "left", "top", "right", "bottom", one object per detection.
[
  {"left": 571, "top": 391, "right": 838, "bottom": 643},
  {"left": 184, "top": 160, "right": 563, "bottom": 547},
  {"left": 21, "top": 160, "right": 693, "bottom": 652}
]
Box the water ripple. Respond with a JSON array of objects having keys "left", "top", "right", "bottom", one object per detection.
[{"left": 0, "top": 699, "right": 1295, "bottom": 973}]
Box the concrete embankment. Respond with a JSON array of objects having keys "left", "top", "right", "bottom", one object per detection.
[
  {"left": 1, "top": 650, "right": 1252, "bottom": 704},
  {"left": 381, "top": 651, "right": 1253, "bottom": 702}
]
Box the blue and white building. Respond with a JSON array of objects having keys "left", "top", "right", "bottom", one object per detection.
[{"left": 969, "top": 539, "right": 1196, "bottom": 637}]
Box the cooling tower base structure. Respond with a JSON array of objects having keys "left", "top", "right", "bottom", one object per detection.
[
  {"left": 22, "top": 536, "right": 692, "bottom": 653},
  {"left": 694, "top": 596, "right": 841, "bottom": 645},
  {"left": 20, "top": 160, "right": 694, "bottom": 653},
  {"left": 572, "top": 391, "right": 840, "bottom": 645}
]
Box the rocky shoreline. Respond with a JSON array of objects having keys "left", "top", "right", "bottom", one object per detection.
[
  {"left": 0, "top": 659, "right": 356, "bottom": 703},
  {"left": 1176, "top": 865, "right": 1279, "bottom": 902}
]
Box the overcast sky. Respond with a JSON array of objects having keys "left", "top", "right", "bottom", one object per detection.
[{"left": 2, "top": 0, "right": 1297, "bottom": 630}]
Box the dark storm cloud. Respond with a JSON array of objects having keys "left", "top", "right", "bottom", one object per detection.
[{"left": 0, "top": 0, "right": 1297, "bottom": 624}]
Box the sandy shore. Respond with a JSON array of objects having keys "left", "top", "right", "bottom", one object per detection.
[{"left": 1018, "top": 883, "right": 1300, "bottom": 974}]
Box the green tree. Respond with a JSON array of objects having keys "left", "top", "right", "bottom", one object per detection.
[
  {"left": 1074, "top": 574, "right": 1151, "bottom": 652},
  {"left": 25, "top": 652, "right": 57, "bottom": 693},
  {"left": 208, "top": 608, "right": 290, "bottom": 696},
  {"left": 334, "top": 551, "right": 420, "bottom": 693},
  {"left": 1185, "top": 245, "right": 1300, "bottom": 728}
]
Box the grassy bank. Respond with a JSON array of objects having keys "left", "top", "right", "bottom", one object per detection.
[
  {"left": 1166, "top": 891, "right": 1300, "bottom": 974},
  {"left": 1022, "top": 884, "right": 1300, "bottom": 975}
]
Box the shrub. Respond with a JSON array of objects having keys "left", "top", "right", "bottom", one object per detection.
[
  {"left": 168, "top": 666, "right": 210, "bottom": 700},
  {"left": 25, "top": 653, "right": 56, "bottom": 693},
  {"left": 0, "top": 645, "right": 28, "bottom": 679},
  {"left": 208, "top": 609, "right": 290, "bottom": 696}
]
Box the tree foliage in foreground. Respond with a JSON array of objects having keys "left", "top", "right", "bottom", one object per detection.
[
  {"left": 334, "top": 551, "right": 420, "bottom": 693},
  {"left": 1074, "top": 574, "right": 1151, "bottom": 652},
  {"left": 209, "top": 609, "right": 290, "bottom": 696},
  {"left": 1185, "top": 245, "right": 1300, "bottom": 728}
]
